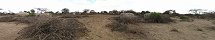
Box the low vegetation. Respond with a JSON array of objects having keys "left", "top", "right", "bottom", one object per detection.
[
  {"left": 144, "top": 13, "right": 173, "bottom": 23},
  {"left": 114, "top": 13, "right": 140, "bottom": 24},
  {"left": 0, "top": 16, "right": 16, "bottom": 22},
  {"left": 179, "top": 16, "right": 194, "bottom": 22},
  {"left": 15, "top": 17, "right": 88, "bottom": 40}
]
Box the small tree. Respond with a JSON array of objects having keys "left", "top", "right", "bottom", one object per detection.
[
  {"left": 23, "top": 11, "right": 28, "bottom": 13},
  {"left": 101, "top": 11, "right": 108, "bottom": 14},
  {"left": 189, "top": 9, "right": 204, "bottom": 14},
  {"left": 61, "top": 8, "right": 69, "bottom": 14},
  {"left": 145, "top": 11, "right": 150, "bottom": 13},
  {"left": 163, "top": 10, "right": 171, "bottom": 14},
  {"left": 28, "top": 9, "right": 36, "bottom": 16},
  {"left": 90, "top": 10, "right": 96, "bottom": 13},
  {"left": 30, "top": 9, "right": 35, "bottom": 13},
  {"left": 56, "top": 11, "right": 60, "bottom": 14},
  {"left": 141, "top": 11, "right": 146, "bottom": 14},
  {"left": 83, "top": 9, "right": 90, "bottom": 13},
  {"left": 112, "top": 10, "right": 119, "bottom": 15},
  {"left": 35, "top": 8, "right": 48, "bottom": 13}
]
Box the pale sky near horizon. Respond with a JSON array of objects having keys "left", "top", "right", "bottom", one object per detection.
[{"left": 0, "top": 0, "right": 215, "bottom": 14}]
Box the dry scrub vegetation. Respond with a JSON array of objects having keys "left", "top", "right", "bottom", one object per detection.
[
  {"left": 1, "top": 11, "right": 215, "bottom": 40},
  {"left": 16, "top": 18, "right": 88, "bottom": 40},
  {"left": 0, "top": 15, "right": 89, "bottom": 40}
]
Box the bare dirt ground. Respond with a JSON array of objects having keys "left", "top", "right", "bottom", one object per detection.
[
  {"left": 127, "top": 19, "right": 215, "bottom": 40},
  {"left": 0, "top": 22, "right": 27, "bottom": 40},
  {"left": 77, "top": 14, "right": 128, "bottom": 40},
  {"left": 0, "top": 14, "right": 215, "bottom": 40}
]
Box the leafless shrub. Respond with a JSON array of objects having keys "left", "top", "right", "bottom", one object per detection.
[
  {"left": 16, "top": 18, "right": 88, "bottom": 40},
  {"left": 106, "top": 22, "right": 128, "bottom": 32},
  {"left": 114, "top": 13, "right": 141, "bottom": 24},
  {"left": 106, "top": 13, "right": 141, "bottom": 32}
]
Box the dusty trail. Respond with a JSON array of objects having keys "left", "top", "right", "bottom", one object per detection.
[
  {"left": 0, "top": 22, "right": 27, "bottom": 40},
  {"left": 77, "top": 14, "right": 128, "bottom": 40}
]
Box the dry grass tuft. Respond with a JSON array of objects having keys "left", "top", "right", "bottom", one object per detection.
[
  {"left": 106, "top": 22, "right": 128, "bottom": 32},
  {"left": 106, "top": 13, "right": 141, "bottom": 32}
]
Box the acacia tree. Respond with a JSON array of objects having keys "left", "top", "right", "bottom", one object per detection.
[
  {"left": 27, "top": 9, "right": 36, "bottom": 16},
  {"left": 90, "top": 10, "right": 96, "bottom": 13},
  {"left": 83, "top": 9, "right": 90, "bottom": 13},
  {"left": 145, "top": 11, "right": 150, "bottom": 13},
  {"left": 101, "top": 11, "right": 108, "bottom": 14},
  {"left": 30, "top": 9, "right": 35, "bottom": 13},
  {"left": 189, "top": 9, "right": 205, "bottom": 14},
  {"left": 61, "top": 8, "right": 70, "bottom": 14},
  {"left": 35, "top": 8, "right": 48, "bottom": 13}
]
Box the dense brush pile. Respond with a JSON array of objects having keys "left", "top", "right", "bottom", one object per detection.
[{"left": 16, "top": 18, "right": 88, "bottom": 40}]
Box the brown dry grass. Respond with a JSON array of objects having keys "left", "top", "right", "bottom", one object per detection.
[
  {"left": 0, "top": 22, "right": 28, "bottom": 40},
  {"left": 0, "top": 14, "right": 215, "bottom": 40}
]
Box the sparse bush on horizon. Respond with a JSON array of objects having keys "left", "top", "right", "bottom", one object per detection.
[
  {"left": 61, "top": 8, "right": 70, "bottom": 14},
  {"left": 26, "top": 9, "right": 36, "bottom": 16}
]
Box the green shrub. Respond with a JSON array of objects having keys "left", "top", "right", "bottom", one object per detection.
[
  {"left": 28, "top": 13, "right": 36, "bottom": 16},
  {"left": 180, "top": 16, "right": 189, "bottom": 19},
  {"left": 144, "top": 13, "right": 173, "bottom": 23}
]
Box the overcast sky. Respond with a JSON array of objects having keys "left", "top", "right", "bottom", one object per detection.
[{"left": 0, "top": 0, "right": 215, "bottom": 13}]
